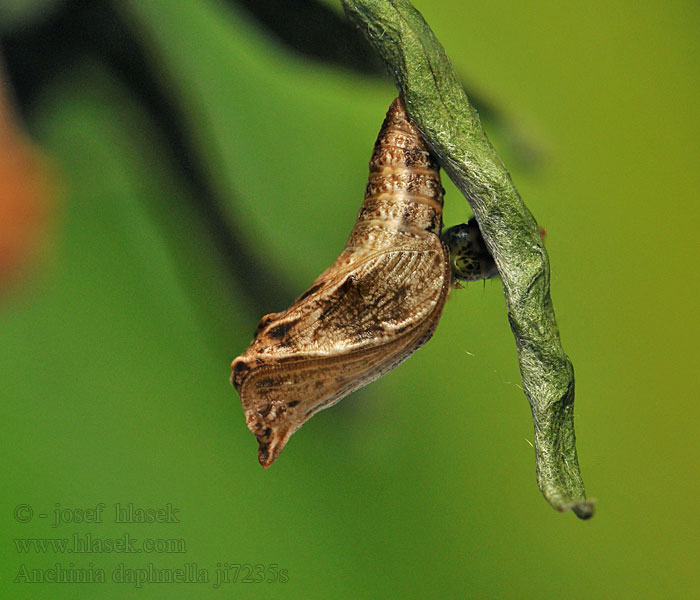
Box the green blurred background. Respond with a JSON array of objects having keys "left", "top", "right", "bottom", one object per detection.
[{"left": 1, "top": 0, "right": 698, "bottom": 598}]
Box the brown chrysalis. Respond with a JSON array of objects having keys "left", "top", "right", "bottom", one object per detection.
[{"left": 231, "top": 97, "right": 498, "bottom": 467}]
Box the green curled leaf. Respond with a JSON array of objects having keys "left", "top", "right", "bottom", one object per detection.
[{"left": 342, "top": 0, "right": 593, "bottom": 519}]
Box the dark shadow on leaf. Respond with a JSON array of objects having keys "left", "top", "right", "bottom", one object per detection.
[
  {"left": 2, "top": 0, "right": 298, "bottom": 321},
  {"left": 231, "top": 0, "right": 542, "bottom": 169}
]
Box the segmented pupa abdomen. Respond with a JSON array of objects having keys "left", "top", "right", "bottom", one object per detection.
[{"left": 350, "top": 97, "right": 444, "bottom": 245}]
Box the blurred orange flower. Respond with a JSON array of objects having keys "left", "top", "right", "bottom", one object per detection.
[{"left": 0, "top": 57, "right": 57, "bottom": 293}]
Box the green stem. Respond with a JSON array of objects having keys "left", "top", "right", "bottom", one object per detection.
[{"left": 342, "top": 0, "right": 593, "bottom": 519}]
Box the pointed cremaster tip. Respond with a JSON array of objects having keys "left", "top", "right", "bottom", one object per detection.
[
  {"left": 255, "top": 427, "right": 293, "bottom": 469},
  {"left": 257, "top": 441, "right": 274, "bottom": 469},
  {"left": 256, "top": 437, "right": 283, "bottom": 469}
]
